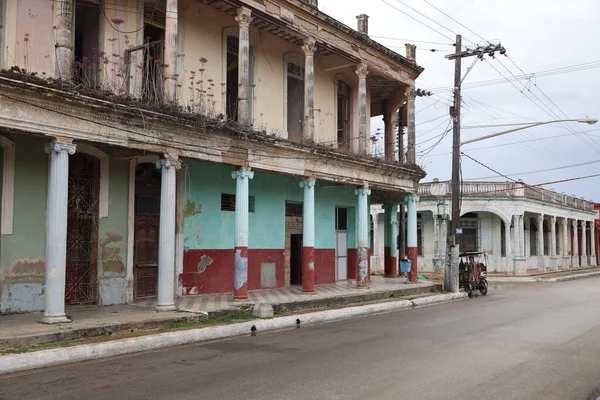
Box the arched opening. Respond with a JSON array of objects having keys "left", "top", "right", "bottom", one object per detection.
[
  {"left": 543, "top": 219, "right": 550, "bottom": 256},
  {"left": 529, "top": 217, "right": 538, "bottom": 256}
]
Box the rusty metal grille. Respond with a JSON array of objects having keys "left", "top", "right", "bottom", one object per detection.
[{"left": 65, "top": 154, "right": 100, "bottom": 305}]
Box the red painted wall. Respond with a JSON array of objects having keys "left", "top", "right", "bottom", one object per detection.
[
  {"left": 347, "top": 249, "right": 357, "bottom": 280},
  {"left": 314, "top": 249, "right": 335, "bottom": 284},
  {"left": 180, "top": 249, "right": 284, "bottom": 294}
]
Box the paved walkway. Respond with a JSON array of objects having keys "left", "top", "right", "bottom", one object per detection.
[
  {"left": 0, "top": 277, "right": 438, "bottom": 349},
  {"left": 134, "top": 276, "right": 434, "bottom": 313}
]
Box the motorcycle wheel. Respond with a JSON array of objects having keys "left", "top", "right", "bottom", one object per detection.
[{"left": 479, "top": 279, "right": 488, "bottom": 296}]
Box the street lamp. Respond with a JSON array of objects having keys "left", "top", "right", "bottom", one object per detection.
[{"left": 460, "top": 118, "right": 598, "bottom": 146}]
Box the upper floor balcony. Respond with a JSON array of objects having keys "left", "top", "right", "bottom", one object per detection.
[
  {"left": 418, "top": 180, "right": 595, "bottom": 212},
  {"left": 0, "top": 0, "right": 422, "bottom": 164}
]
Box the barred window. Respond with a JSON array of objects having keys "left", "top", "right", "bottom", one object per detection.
[
  {"left": 285, "top": 201, "right": 303, "bottom": 217},
  {"left": 221, "top": 194, "right": 255, "bottom": 213}
]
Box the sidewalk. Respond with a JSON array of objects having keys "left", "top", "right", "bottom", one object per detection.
[
  {"left": 487, "top": 266, "right": 600, "bottom": 283},
  {"left": 1, "top": 276, "right": 441, "bottom": 350}
]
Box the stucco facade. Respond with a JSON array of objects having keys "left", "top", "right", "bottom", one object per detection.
[
  {"left": 0, "top": 0, "right": 424, "bottom": 315},
  {"left": 371, "top": 181, "right": 597, "bottom": 275}
]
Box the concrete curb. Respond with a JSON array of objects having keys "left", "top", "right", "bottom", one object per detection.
[
  {"left": 488, "top": 271, "right": 600, "bottom": 283},
  {"left": 0, "top": 292, "right": 467, "bottom": 375}
]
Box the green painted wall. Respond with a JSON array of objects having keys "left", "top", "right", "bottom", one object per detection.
[
  {"left": 1, "top": 135, "right": 48, "bottom": 277},
  {"left": 183, "top": 160, "right": 359, "bottom": 251}
]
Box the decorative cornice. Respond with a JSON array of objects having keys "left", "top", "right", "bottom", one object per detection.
[
  {"left": 45, "top": 141, "right": 76, "bottom": 155},
  {"left": 232, "top": 168, "right": 255, "bottom": 180},
  {"left": 355, "top": 63, "right": 369, "bottom": 80},
  {"left": 236, "top": 7, "right": 253, "bottom": 28}
]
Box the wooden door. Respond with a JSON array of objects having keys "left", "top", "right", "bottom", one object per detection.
[{"left": 134, "top": 163, "right": 161, "bottom": 299}]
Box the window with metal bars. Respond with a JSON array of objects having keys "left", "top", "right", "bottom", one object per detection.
[
  {"left": 285, "top": 201, "right": 303, "bottom": 217},
  {"left": 221, "top": 194, "right": 255, "bottom": 213}
]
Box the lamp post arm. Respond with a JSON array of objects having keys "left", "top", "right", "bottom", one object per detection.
[{"left": 460, "top": 119, "right": 573, "bottom": 146}]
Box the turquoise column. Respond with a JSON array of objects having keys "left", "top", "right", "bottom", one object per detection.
[
  {"left": 232, "top": 168, "right": 254, "bottom": 299},
  {"left": 406, "top": 195, "right": 419, "bottom": 282},
  {"left": 40, "top": 141, "right": 76, "bottom": 324},
  {"left": 156, "top": 157, "right": 181, "bottom": 311},
  {"left": 355, "top": 186, "right": 371, "bottom": 287}
]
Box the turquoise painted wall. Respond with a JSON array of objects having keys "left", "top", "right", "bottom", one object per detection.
[{"left": 183, "top": 160, "right": 359, "bottom": 251}]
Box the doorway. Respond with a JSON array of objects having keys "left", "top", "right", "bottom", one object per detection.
[
  {"left": 74, "top": 0, "right": 100, "bottom": 87},
  {"left": 226, "top": 36, "right": 239, "bottom": 121},
  {"left": 134, "top": 163, "right": 161, "bottom": 299},
  {"left": 287, "top": 61, "right": 304, "bottom": 140},
  {"left": 142, "top": 7, "right": 165, "bottom": 103},
  {"left": 335, "top": 207, "right": 348, "bottom": 280},
  {"left": 290, "top": 234, "right": 303, "bottom": 285},
  {"left": 65, "top": 153, "right": 100, "bottom": 305}
]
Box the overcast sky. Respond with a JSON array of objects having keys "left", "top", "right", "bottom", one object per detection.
[{"left": 319, "top": 0, "right": 600, "bottom": 201}]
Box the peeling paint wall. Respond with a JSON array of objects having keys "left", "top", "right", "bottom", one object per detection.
[
  {"left": 97, "top": 153, "right": 129, "bottom": 305},
  {"left": 0, "top": 135, "right": 48, "bottom": 313}
]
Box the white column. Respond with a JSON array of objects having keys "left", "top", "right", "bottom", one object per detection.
[
  {"left": 518, "top": 215, "right": 525, "bottom": 258},
  {"left": 355, "top": 63, "right": 369, "bottom": 155},
  {"left": 406, "top": 88, "right": 416, "bottom": 163},
  {"left": 355, "top": 186, "right": 371, "bottom": 287},
  {"left": 156, "top": 156, "right": 181, "bottom": 311},
  {"left": 302, "top": 37, "right": 317, "bottom": 142},
  {"left": 54, "top": 0, "right": 74, "bottom": 80},
  {"left": 581, "top": 220, "right": 588, "bottom": 267},
  {"left": 235, "top": 7, "right": 253, "bottom": 125},
  {"left": 572, "top": 220, "right": 579, "bottom": 268},
  {"left": 590, "top": 221, "right": 597, "bottom": 266},
  {"left": 40, "top": 141, "right": 76, "bottom": 324},
  {"left": 232, "top": 168, "right": 254, "bottom": 299},
  {"left": 300, "top": 178, "right": 316, "bottom": 293},
  {"left": 505, "top": 218, "right": 512, "bottom": 273},
  {"left": 549, "top": 216, "right": 557, "bottom": 270},
  {"left": 562, "top": 217, "right": 569, "bottom": 259}
]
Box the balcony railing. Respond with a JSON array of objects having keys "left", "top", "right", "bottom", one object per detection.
[
  {"left": 124, "top": 40, "right": 165, "bottom": 103},
  {"left": 418, "top": 181, "right": 594, "bottom": 212}
]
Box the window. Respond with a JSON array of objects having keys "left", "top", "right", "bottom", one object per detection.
[
  {"left": 529, "top": 218, "right": 538, "bottom": 256},
  {"left": 458, "top": 218, "right": 478, "bottom": 252},
  {"left": 337, "top": 81, "right": 351, "bottom": 149},
  {"left": 74, "top": 1, "right": 101, "bottom": 87},
  {"left": 285, "top": 54, "right": 304, "bottom": 140},
  {"left": 543, "top": 220, "right": 550, "bottom": 256},
  {"left": 336, "top": 207, "right": 348, "bottom": 230},
  {"left": 556, "top": 222, "right": 560, "bottom": 255},
  {"left": 285, "top": 201, "right": 303, "bottom": 217},
  {"left": 221, "top": 194, "right": 255, "bottom": 212},
  {"left": 417, "top": 217, "right": 423, "bottom": 256},
  {"left": 224, "top": 30, "right": 256, "bottom": 124}
]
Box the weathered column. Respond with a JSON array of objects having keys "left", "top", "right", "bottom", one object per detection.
[
  {"left": 572, "top": 220, "right": 579, "bottom": 268},
  {"left": 302, "top": 37, "right": 317, "bottom": 143},
  {"left": 232, "top": 168, "right": 254, "bottom": 299},
  {"left": 405, "top": 88, "right": 416, "bottom": 164},
  {"left": 40, "top": 141, "right": 76, "bottom": 324},
  {"left": 355, "top": 186, "right": 371, "bottom": 287},
  {"left": 156, "top": 156, "right": 180, "bottom": 311},
  {"left": 581, "top": 220, "right": 588, "bottom": 267},
  {"left": 406, "top": 195, "right": 419, "bottom": 282},
  {"left": 562, "top": 217, "right": 569, "bottom": 268},
  {"left": 55, "top": 0, "right": 74, "bottom": 80},
  {"left": 384, "top": 102, "right": 395, "bottom": 162},
  {"left": 164, "top": 0, "right": 178, "bottom": 102},
  {"left": 300, "top": 178, "right": 316, "bottom": 293},
  {"left": 590, "top": 221, "right": 597, "bottom": 266},
  {"left": 389, "top": 204, "right": 399, "bottom": 277},
  {"left": 537, "top": 215, "right": 545, "bottom": 271},
  {"left": 549, "top": 216, "right": 557, "bottom": 270},
  {"left": 355, "top": 63, "right": 369, "bottom": 155},
  {"left": 235, "top": 7, "right": 253, "bottom": 126},
  {"left": 502, "top": 217, "right": 511, "bottom": 272},
  {"left": 518, "top": 215, "right": 525, "bottom": 259}
]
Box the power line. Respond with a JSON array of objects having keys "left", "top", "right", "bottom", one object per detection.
[
  {"left": 466, "top": 159, "right": 600, "bottom": 180},
  {"left": 420, "top": 0, "right": 490, "bottom": 45},
  {"left": 371, "top": 36, "right": 454, "bottom": 46},
  {"left": 379, "top": 0, "right": 455, "bottom": 42}
]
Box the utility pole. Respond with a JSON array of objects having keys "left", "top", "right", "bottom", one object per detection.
[{"left": 445, "top": 35, "right": 506, "bottom": 292}]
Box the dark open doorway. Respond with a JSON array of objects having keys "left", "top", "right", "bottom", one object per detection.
[
  {"left": 226, "top": 36, "right": 239, "bottom": 121},
  {"left": 290, "top": 234, "right": 303, "bottom": 286}
]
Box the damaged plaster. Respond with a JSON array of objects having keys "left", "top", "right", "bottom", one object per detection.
[{"left": 197, "top": 255, "right": 214, "bottom": 273}]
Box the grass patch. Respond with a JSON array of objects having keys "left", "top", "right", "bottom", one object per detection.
[{"left": 161, "top": 312, "right": 257, "bottom": 331}]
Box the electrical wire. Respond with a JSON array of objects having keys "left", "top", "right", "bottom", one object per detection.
[
  {"left": 379, "top": 0, "right": 455, "bottom": 42},
  {"left": 420, "top": 0, "right": 490, "bottom": 45},
  {"left": 466, "top": 159, "right": 600, "bottom": 180}
]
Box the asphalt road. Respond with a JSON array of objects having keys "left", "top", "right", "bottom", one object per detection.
[{"left": 2, "top": 278, "right": 600, "bottom": 400}]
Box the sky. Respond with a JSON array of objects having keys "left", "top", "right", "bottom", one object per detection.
[{"left": 319, "top": 0, "right": 600, "bottom": 201}]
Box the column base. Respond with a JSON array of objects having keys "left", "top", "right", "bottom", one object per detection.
[
  {"left": 301, "top": 290, "right": 317, "bottom": 295},
  {"left": 560, "top": 256, "right": 570, "bottom": 269},
  {"left": 39, "top": 315, "right": 72, "bottom": 325},
  {"left": 549, "top": 256, "right": 559, "bottom": 271},
  {"left": 155, "top": 304, "right": 177, "bottom": 312}
]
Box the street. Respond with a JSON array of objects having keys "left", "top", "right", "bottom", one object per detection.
[{"left": 2, "top": 278, "right": 600, "bottom": 400}]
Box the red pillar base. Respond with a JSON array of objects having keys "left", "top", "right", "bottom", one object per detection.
[
  {"left": 383, "top": 246, "right": 392, "bottom": 276},
  {"left": 357, "top": 246, "right": 370, "bottom": 287},
  {"left": 407, "top": 247, "right": 418, "bottom": 283},
  {"left": 302, "top": 246, "right": 315, "bottom": 293},
  {"left": 385, "top": 256, "right": 398, "bottom": 277},
  {"left": 233, "top": 246, "right": 249, "bottom": 300}
]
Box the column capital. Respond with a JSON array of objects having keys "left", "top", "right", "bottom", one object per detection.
[
  {"left": 231, "top": 168, "right": 254, "bottom": 180},
  {"left": 355, "top": 62, "right": 369, "bottom": 80},
  {"left": 550, "top": 215, "right": 556, "bottom": 223},
  {"left": 299, "top": 178, "right": 316, "bottom": 189},
  {"left": 405, "top": 87, "right": 417, "bottom": 100},
  {"left": 572, "top": 219, "right": 578, "bottom": 227},
  {"left": 45, "top": 141, "right": 76, "bottom": 155},
  {"left": 157, "top": 157, "right": 182, "bottom": 170},
  {"left": 235, "top": 7, "right": 253, "bottom": 28},
  {"left": 302, "top": 37, "right": 317, "bottom": 56},
  {"left": 405, "top": 195, "right": 419, "bottom": 203},
  {"left": 355, "top": 187, "right": 371, "bottom": 196},
  {"left": 537, "top": 214, "right": 544, "bottom": 221}
]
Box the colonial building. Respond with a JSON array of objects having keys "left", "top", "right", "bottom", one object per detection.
[
  {"left": 0, "top": 0, "right": 425, "bottom": 318},
  {"left": 371, "top": 180, "right": 597, "bottom": 275}
]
